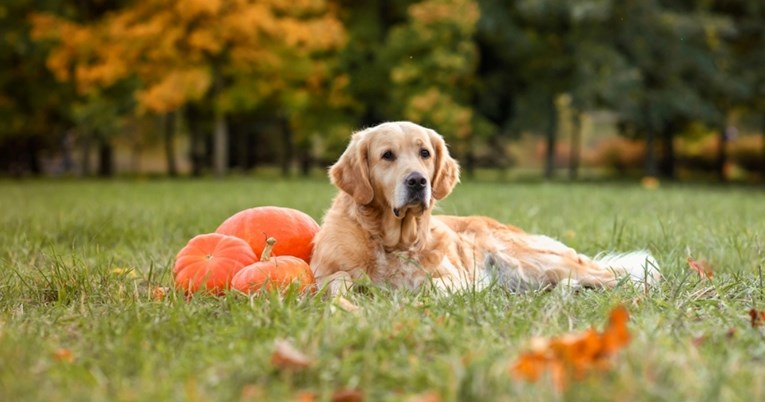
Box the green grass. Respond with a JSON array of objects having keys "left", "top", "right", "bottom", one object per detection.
[{"left": 1, "top": 178, "right": 765, "bottom": 401}]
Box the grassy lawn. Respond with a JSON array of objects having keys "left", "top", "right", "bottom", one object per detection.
[{"left": 1, "top": 178, "right": 765, "bottom": 401}]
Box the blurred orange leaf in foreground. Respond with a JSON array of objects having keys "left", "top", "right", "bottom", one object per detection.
[
  {"left": 687, "top": 256, "right": 713, "bottom": 279},
  {"left": 271, "top": 339, "right": 312, "bottom": 371},
  {"left": 53, "top": 348, "right": 75, "bottom": 363},
  {"left": 330, "top": 389, "right": 364, "bottom": 402},
  {"left": 749, "top": 309, "right": 765, "bottom": 328},
  {"left": 511, "top": 306, "right": 631, "bottom": 392}
]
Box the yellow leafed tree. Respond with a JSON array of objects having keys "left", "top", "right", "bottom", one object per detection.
[{"left": 31, "top": 0, "right": 346, "bottom": 176}]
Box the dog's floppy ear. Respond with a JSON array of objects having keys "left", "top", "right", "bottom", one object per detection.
[
  {"left": 428, "top": 130, "right": 460, "bottom": 200},
  {"left": 330, "top": 131, "right": 374, "bottom": 205}
]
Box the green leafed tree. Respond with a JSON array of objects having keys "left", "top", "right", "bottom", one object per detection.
[
  {"left": 0, "top": 0, "right": 81, "bottom": 175},
  {"left": 382, "top": 0, "right": 488, "bottom": 174}
]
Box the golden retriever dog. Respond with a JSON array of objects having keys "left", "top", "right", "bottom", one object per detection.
[{"left": 310, "top": 121, "right": 660, "bottom": 294}]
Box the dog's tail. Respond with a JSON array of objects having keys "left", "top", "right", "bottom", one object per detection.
[{"left": 594, "top": 250, "right": 661, "bottom": 286}]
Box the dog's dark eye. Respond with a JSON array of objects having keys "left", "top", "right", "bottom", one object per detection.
[
  {"left": 420, "top": 148, "right": 431, "bottom": 159},
  {"left": 382, "top": 150, "right": 395, "bottom": 161}
]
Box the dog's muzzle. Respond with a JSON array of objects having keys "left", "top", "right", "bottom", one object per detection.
[{"left": 393, "top": 172, "right": 429, "bottom": 218}]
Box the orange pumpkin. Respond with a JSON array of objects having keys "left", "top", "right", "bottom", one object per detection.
[
  {"left": 215, "top": 206, "right": 320, "bottom": 263},
  {"left": 173, "top": 233, "right": 258, "bottom": 294},
  {"left": 231, "top": 237, "right": 316, "bottom": 294}
]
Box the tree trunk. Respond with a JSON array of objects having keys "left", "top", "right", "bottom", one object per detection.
[
  {"left": 61, "top": 130, "right": 75, "bottom": 173},
  {"left": 762, "top": 114, "right": 765, "bottom": 180},
  {"left": 569, "top": 112, "right": 582, "bottom": 181},
  {"left": 464, "top": 148, "right": 475, "bottom": 179},
  {"left": 81, "top": 133, "right": 92, "bottom": 176},
  {"left": 544, "top": 98, "right": 558, "bottom": 179},
  {"left": 164, "top": 112, "right": 178, "bottom": 177},
  {"left": 131, "top": 142, "right": 141, "bottom": 173},
  {"left": 185, "top": 105, "right": 204, "bottom": 177},
  {"left": 659, "top": 122, "right": 676, "bottom": 179},
  {"left": 299, "top": 150, "right": 311, "bottom": 177},
  {"left": 717, "top": 125, "right": 729, "bottom": 182},
  {"left": 280, "top": 117, "right": 293, "bottom": 177},
  {"left": 27, "top": 136, "right": 42, "bottom": 175},
  {"left": 236, "top": 125, "right": 249, "bottom": 172},
  {"left": 97, "top": 137, "right": 113, "bottom": 177},
  {"left": 213, "top": 109, "right": 228, "bottom": 177},
  {"left": 644, "top": 128, "right": 657, "bottom": 178}
]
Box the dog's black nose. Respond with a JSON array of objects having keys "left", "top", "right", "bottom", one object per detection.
[{"left": 405, "top": 172, "right": 427, "bottom": 190}]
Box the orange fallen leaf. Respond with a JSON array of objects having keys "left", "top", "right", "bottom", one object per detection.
[
  {"left": 331, "top": 389, "right": 363, "bottom": 402},
  {"left": 240, "top": 384, "right": 263, "bottom": 401},
  {"left": 405, "top": 391, "right": 441, "bottom": 402},
  {"left": 295, "top": 390, "right": 317, "bottom": 402},
  {"left": 271, "top": 339, "right": 312, "bottom": 371},
  {"left": 511, "top": 306, "right": 631, "bottom": 391},
  {"left": 152, "top": 287, "right": 168, "bottom": 301},
  {"left": 53, "top": 348, "right": 75, "bottom": 363},
  {"left": 749, "top": 309, "right": 765, "bottom": 328},
  {"left": 726, "top": 327, "right": 737, "bottom": 338},
  {"left": 641, "top": 176, "right": 660, "bottom": 190},
  {"left": 687, "top": 257, "right": 713, "bottom": 279},
  {"left": 691, "top": 335, "right": 706, "bottom": 347}
]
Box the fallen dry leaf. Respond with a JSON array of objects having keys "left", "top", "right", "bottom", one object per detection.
[
  {"left": 726, "top": 327, "right": 737, "bottom": 338},
  {"left": 151, "top": 287, "right": 169, "bottom": 301},
  {"left": 511, "top": 306, "right": 631, "bottom": 391},
  {"left": 240, "top": 384, "right": 264, "bottom": 401},
  {"left": 687, "top": 257, "right": 713, "bottom": 279},
  {"left": 111, "top": 267, "right": 139, "bottom": 279},
  {"left": 405, "top": 391, "right": 441, "bottom": 402},
  {"left": 749, "top": 309, "right": 765, "bottom": 328},
  {"left": 691, "top": 335, "right": 706, "bottom": 347},
  {"left": 641, "top": 176, "right": 660, "bottom": 190},
  {"left": 271, "top": 339, "right": 312, "bottom": 371},
  {"left": 330, "top": 389, "right": 363, "bottom": 402},
  {"left": 295, "top": 391, "right": 317, "bottom": 402},
  {"left": 335, "top": 296, "right": 361, "bottom": 313},
  {"left": 53, "top": 348, "right": 75, "bottom": 363}
]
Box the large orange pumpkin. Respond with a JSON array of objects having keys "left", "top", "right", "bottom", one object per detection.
[
  {"left": 173, "top": 233, "right": 258, "bottom": 294},
  {"left": 231, "top": 238, "right": 316, "bottom": 294},
  {"left": 215, "top": 206, "right": 320, "bottom": 263}
]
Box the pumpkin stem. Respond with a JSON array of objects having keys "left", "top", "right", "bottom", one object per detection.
[{"left": 261, "top": 237, "right": 277, "bottom": 262}]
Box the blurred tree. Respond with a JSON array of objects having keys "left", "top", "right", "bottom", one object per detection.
[
  {"left": 475, "top": 0, "right": 634, "bottom": 179},
  {"left": 0, "top": 0, "right": 81, "bottom": 175},
  {"left": 31, "top": 0, "right": 346, "bottom": 177},
  {"left": 335, "top": 0, "right": 412, "bottom": 127},
  {"left": 28, "top": 0, "right": 136, "bottom": 176},
  {"left": 606, "top": 0, "right": 737, "bottom": 179},
  {"left": 508, "top": 0, "right": 578, "bottom": 179},
  {"left": 716, "top": 0, "right": 765, "bottom": 179},
  {"left": 382, "top": 0, "right": 487, "bottom": 175}
]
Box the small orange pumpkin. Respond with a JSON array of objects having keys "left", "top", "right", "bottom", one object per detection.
[
  {"left": 231, "top": 237, "right": 316, "bottom": 294},
  {"left": 215, "top": 206, "right": 320, "bottom": 263},
  {"left": 173, "top": 233, "right": 258, "bottom": 294}
]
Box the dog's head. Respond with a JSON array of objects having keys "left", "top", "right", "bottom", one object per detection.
[{"left": 330, "top": 122, "right": 460, "bottom": 217}]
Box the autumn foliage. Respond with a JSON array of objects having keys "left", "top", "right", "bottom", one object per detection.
[
  {"left": 30, "top": 0, "right": 346, "bottom": 113},
  {"left": 511, "top": 306, "right": 631, "bottom": 392}
]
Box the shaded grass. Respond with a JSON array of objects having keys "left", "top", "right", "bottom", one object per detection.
[{"left": 1, "top": 178, "right": 765, "bottom": 401}]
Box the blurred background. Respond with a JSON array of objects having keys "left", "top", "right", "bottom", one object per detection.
[{"left": 2, "top": 0, "right": 764, "bottom": 182}]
